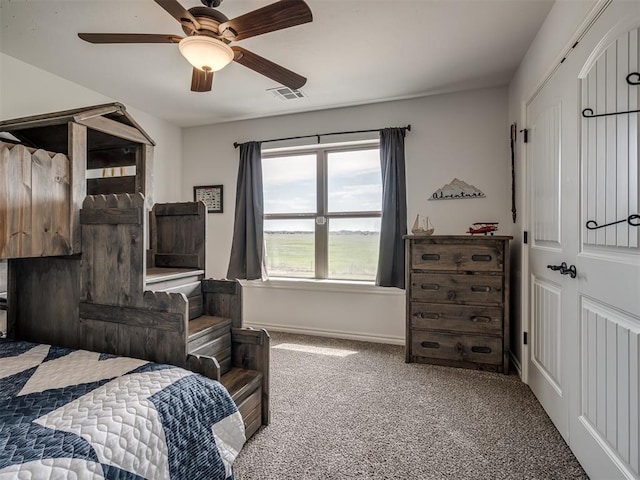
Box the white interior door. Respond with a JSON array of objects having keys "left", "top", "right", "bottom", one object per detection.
[
  {"left": 570, "top": 12, "right": 640, "bottom": 479},
  {"left": 527, "top": 47, "right": 575, "bottom": 442},
  {"left": 527, "top": 3, "right": 640, "bottom": 479}
]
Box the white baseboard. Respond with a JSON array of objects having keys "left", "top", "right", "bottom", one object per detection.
[
  {"left": 244, "top": 322, "right": 405, "bottom": 346},
  {"left": 510, "top": 351, "right": 522, "bottom": 379}
]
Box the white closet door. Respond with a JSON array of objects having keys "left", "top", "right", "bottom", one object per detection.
[
  {"left": 527, "top": 3, "right": 640, "bottom": 479},
  {"left": 527, "top": 77, "right": 572, "bottom": 441},
  {"left": 571, "top": 11, "right": 640, "bottom": 479},
  {"left": 527, "top": 1, "right": 640, "bottom": 480}
]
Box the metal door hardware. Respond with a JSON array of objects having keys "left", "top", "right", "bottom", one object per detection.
[{"left": 547, "top": 262, "right": 577, "bottom": 278}]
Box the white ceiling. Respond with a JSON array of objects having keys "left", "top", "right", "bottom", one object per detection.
[{"left": 0, "top": 0, "right": 554, "bottom": 127}]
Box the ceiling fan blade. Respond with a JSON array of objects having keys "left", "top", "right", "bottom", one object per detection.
[
  {"left": 191, "top": 68, "right": 214, "bottom": 92},
  {"left": 232, "top": 46, "right": 306, "bottom": 90},
  {"left": 219, "top": 0, "right": 312, "bottom": 41},
  {"left": 78, "top": 33, "right": 183, "bottom": 44},
  {"left": 154, "top": 0, "right": 201, "bottom": 30}
]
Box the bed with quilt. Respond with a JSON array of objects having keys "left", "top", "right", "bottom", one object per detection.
[{"left": 0, "top": 339, "right": 245, "bottom": 479}]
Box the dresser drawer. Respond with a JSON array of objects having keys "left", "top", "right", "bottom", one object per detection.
[
  {"left": 410, "top": 302, "right": 502, "bottom": 335},
  {"left": 411, "top": 241, "right": 503, "bottom": 272},
  {"left": 411, "top": 330, "right": 502, "bottom": 365},
  {"left": 410, "top": 273, "right": 503, "bottom": 305}
]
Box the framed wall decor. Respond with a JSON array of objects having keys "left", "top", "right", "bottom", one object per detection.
[
  {"left": 429, "top": 178, "right": 485, "bottom": 201},
  {"left": 194, "top": 184, "right": 223, "bottom": 213}
]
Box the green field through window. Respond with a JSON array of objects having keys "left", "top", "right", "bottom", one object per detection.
[
  {"left": 265, "top": 232, "right": 315, "bottom": 278},
  {"left": 265, "top": 231, "right": 380, "bottom": 280},
  {"left": 328, "top": 230, "right": 380, "bottom": 280}
]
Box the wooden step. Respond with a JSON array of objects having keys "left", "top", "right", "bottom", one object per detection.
[
  {"left": 145, "top": 277, "right": 203, "bottom": 320},
  {"left": 222, "top": 367, "right": 264, "bottom": 439},
  {"left": 221, "top": 367, "right": 263, "bottom": 405},
  {"left": 188, "top": 315, "right": 233, "bottom": 374},
  {"left": 188, "top": 315, "right": 231, "bottom": 341},
  {"left": 189, "top": 332, "right": 231, "bottom": 359},
  {"left": 145, "top": 267, "right": 204, "bottom": 291}
]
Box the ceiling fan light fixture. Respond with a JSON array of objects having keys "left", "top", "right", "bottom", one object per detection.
[{"left": 178, "top": 36, "right": 234, "bottom": 72}]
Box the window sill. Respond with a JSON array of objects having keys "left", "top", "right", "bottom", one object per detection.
[{"left": 238, "top": 277, "right": 405, "bottom": 295}]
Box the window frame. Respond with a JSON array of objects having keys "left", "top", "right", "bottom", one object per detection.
[{"left": 263, "top": 140, "right": 382, "bottom": 280}]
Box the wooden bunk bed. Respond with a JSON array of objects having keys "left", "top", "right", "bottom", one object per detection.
[{"left": 0, "top": 104, "right": 269, "bottom": 440}]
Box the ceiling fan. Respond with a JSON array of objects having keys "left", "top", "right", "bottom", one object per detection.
[{"left": 78, "top": 0, "right": 312, "bottom": 92}]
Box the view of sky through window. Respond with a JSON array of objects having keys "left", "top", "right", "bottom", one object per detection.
[
  {"left": 327, "top": 149, "right": 381, "bottom": 216},
  {"left": 263, "top": 154, "right": 316, "bottom": 216},
  {"left": 263, "top": 148, "right": 381, "bottom": 232}
]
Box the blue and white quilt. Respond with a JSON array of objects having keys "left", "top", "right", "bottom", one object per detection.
[{"left": 0, "top": 340, "right": 245, "bottom": 479}]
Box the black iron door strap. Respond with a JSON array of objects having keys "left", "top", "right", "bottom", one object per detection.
[{"left": 586, "top": 214, "right": 640, "bottom": 230}]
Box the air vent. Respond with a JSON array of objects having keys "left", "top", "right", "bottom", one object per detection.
[{"left": 268, "top": 87, "right": 306, "bottom": 100}]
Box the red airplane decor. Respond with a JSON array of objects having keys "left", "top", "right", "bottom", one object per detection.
[{"left": 467, "top": 222, "right": 499, "bottom": 235}]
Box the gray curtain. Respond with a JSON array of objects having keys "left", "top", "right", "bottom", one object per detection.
[
  {"left": 376, "top": 128, "right": 407, "bottom": 288},
  {"left": 227, "top": 141, "right": 266, "bottom": 280}
]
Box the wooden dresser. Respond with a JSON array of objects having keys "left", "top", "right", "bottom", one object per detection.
[{"left": 405, "top": 235, "right": 512, "bottom": 373}]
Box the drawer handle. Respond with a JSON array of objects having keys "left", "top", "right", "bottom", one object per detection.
[
  {"left": 421, "top": 341, "right": 440, "bottom": 349},
  {"left": 472, "top": 254, "right": 492, "bottom": 262},
  {"left": 471, "top": 285, "right": 491, "bottom": 292},
  {"left": 421, "top": 254, "right": 440, "bottom": 261},
  {"left": 419, "top": 312, "right": 440, "bottom": 319},
  {"left": 420, "top": 283, "right": 440, "bottom": 290},
  {"left": 470, "top": 315, "right": 492, "bottom": 323},
  {"left": 471, "top": 346, "right": 492, "bottom": 354},
  {"left": 447, "top": 290, "right": 457, "bottom": 301}
]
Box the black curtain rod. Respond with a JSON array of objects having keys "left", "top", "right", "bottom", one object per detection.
[{"left": 233, "top": 125, "right": 411, "bottom": 149}]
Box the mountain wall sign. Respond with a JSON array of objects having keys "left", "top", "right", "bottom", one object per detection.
[{"left": 429, "top": 178, "right": 485, "bottom": 201}]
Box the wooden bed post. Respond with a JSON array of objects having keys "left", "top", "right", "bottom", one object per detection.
[
  {"left": 80, "top": 193, "right": 146, "bottom": 307},
  {"left": 201, "top": 279, "right": 242, "bottom": 328},
  {"left": 68, "top": 122, "right": 87, "bottom": 254},
  {"left": 138, "top": 144, "right": 154, "bottom": 209},
  {"left": 231, "top": 328, "right": 271, "bottom": 426}
]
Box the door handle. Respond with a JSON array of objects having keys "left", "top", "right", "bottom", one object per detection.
[{"left": 546, "top": 262, "right": 577, "bottom": 279}]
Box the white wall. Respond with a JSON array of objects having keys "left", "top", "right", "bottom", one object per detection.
[
  {"left": 182, "top": 87, "right": 511, "bottom": 343},
  {"left": 0, "top": 53, "right": 183, "bottom": 203},
  {"left": 507, "top": 0, "right": 599, "bottom": 373}
]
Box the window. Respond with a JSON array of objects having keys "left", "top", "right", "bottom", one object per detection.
[{"left": 263, "top": 143, "right": 382, "bottom": 281}]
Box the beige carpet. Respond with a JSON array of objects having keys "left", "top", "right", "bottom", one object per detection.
[{"left": 233, "top": 332, "right": 587, "bottom": 480}]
